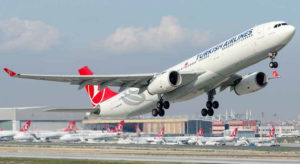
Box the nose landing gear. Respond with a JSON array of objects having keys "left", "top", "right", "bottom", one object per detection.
[
  {"left": 269, "top": 52, "right": 278, "bottom": 68},
  {"left": 201, "top": 89, "right": 219, "bottom": 117}
]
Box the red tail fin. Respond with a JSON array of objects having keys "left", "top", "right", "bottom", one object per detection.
[
  {"left": 230, "top": 128, "right": 238, "bottom": 137},
  {"left": 19, "top": 121, "right": 31, "bottom": 132},
  {"left": 197, "top": 128, "right": 203, "bottom": 137},
  {"left": 113, "top": 120, "right": 124, "bottom": 133},
  {"left": 268, "top": 128, "right": 275, "bottom": 137},
  {"left": 106, "top": 125, "right": 112, "bottom": 133},
  {"left": 155, "top": 127, "right": 165, "bottom": 138},
  {"left": 0, "top": 128, "right": 3, "bottom": 131},
  {"left": 64, "top": 121, "right": 78, "bottom": 132},
  {"left": 78, "top": 66, "right": 118, "bottom": 107}
]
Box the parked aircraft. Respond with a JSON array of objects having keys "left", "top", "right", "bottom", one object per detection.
[
  {"left": 188, "top": 128, "right": 238, "bottom": 145},
  {"left": 60, "top": 120, "right": 123, "bottom": 142},
  {"left": 0, "top": 121, "right": 31, "bottom": 141},
  {"left": 34, "top": 121, "right": 78, "bottom": 142}
]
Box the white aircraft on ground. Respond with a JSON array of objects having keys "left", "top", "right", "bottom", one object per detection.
[
  {"left": 0, "top": 121, "right": 31, "bottom": 141},
  {"left": 245, "top": 128, "right": 276, "bottom": 144},
  {"left": 13, "top": 121, "right": 40, "bottom": 142},
  {"left": 34, "top": 121, "right": 78, "bottom": 142},
  {"left": 124, "top": 127, "right": 165, "bottom": 144},
  {"left": 188, "top": 128, "right": 238, "bottom": 146},
  {"left": 164, "top": 128, "right": 203, "bottom": 145},
  {"left": 4, "top": 21, "right": 295, "bottom": 118},
  {"left": 59, "top": 120, "right": 123, "bottom": 142}
]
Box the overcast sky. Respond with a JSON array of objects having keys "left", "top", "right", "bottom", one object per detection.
[{"left": 0, "top": 0, "right": 299, "bottom": 120}]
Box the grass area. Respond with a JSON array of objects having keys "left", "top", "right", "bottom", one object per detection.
[{"left": 0, "top": 157, "right": 171, "bottom": 164}]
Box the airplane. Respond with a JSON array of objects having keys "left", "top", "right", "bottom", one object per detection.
[
  {"left": 164, "top": 128, "right": 204, "bottom": 145},
  {"left": 3, "top": 21, "right": 295, "bottom": 118},
  {"left": 13, "top": 121, "right": 39, "bottom": 142},
  {"left": 59, "top": 120, "right": 123, "bottom": 142},
  {"left": 125, "top": 127, "right": 166, "bottom": 144},
  {"left": 245, "top": 128, "right": 276, "bottom": 144},
  {"left": 105, "top": 120, "right": 124, "bottom": 133},
  {"left": 0, "top": 121, "right": 31, "bottom": 141},
  {"left": 34, "top": 121, "right": 78, "bottom": 142},
  {"left": 188, "top": 128, "right": 238, "bottom": 146}
]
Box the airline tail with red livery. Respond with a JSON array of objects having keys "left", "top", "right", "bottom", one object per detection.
[
  {"left": 155, "top": 127, "right": 165, "bottom": 138},
  {"left": 267, "top": 128, "right": 275, "bottom": 137},
  {"left": 19, "top": 121, "right": 31, "bottom": 132},
  {"left": 196, "top": 128, "right": 203, "bottom": 137},
  {"left": 78, "top": 66, "right": 118, "bottom": 107},
  {"left": 106, "top": 120, "right": 124, "bottom": 133},
  {"left": 230, "top": 128, "right": 238, "bottom": 137},
  {"left": 113, "top": 120, "right": 124, "bottom": 133},
  {"left": 64, "top": 121, "right": 79, "bottom": 132}
]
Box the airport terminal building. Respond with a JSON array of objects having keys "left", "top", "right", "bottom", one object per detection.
[
  {"left": 83, "top": 118, "right": 212, "bottom": 136},
  {"left": 0, "top": 107, "right": 85, "bottom": 131}
]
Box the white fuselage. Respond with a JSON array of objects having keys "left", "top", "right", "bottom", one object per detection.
[{"left": 98, "top": 21, "right": 295, "bottom": 118}]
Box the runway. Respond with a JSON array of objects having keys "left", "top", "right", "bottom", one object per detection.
[
  {"left": 1, "top": 153, "right": 300, "bottom": 164},
  {"left": 0, "top": 142, "right": 299, "bottom": 163}
]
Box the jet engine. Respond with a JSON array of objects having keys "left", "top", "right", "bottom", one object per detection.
[
  {"left": 147, "top": 71, "right": 182, "bottom": 95},
  {"left": 234, "top": 72, "right": 268, "bottom": 95}
]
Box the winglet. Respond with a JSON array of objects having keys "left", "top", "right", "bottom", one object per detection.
[{"left": 3, "top": 68, "right": 17, "bottom": 77}]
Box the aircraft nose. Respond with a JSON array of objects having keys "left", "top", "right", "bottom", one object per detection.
[{"left": 286, "top": 25, "right": 296, "bottom": 38}]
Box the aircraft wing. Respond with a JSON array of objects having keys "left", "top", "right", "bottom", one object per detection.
[
  {"left": 4, "top": 68, "right": 204, "bottom": 90},
  {"left": 219, "top": 74, "right": 242, "bottom": 92}
]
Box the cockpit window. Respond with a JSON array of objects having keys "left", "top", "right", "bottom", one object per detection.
[{"left": 274, "top": 23, "right": 288, "bottom": 28}]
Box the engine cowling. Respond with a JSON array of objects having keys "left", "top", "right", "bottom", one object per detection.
[
  {"left": 147, "top": 71, "right": 182, "bottom": 95},
  {"left": 234, "top": 72, "right": 268, "bottom": 95}
]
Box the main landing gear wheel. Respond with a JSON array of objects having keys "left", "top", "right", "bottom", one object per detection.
[
  {"left": 212, "top": 101, "right": 219, "bottom": 109},
  {"left": 269, "top": 52, "right": 279, "bottom": 69},
  {"left": 158, "top": 109, "right": 165, "bottom": 117},
  {"left": 208, "top": 109, "right": 214, "bottom": 116},
  {"left": 201, "top": 108, "right": 208, "bottom": 116},
  {"left": 152, "top": 109, "right": 158, "bottom": 117},
  {"left": 206, "top": 101, "right": 219, "bottom": 109},
  {"left": 163, "top": 101, "right": 170, "bottom": 109}
]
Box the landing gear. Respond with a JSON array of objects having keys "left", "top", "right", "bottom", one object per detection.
[
  {"left": 201, "top": 90, "right": 219, "bottom": 117},
  {"left": 158, "top": 109, "right": 165, "bottom": 117},
  {"left": 153, "top": 98, "right": 169, "bottom": 117},
  {"left": 207, "top": 108, "right": 214, "bottom": 116},
  {"left": 152, "top": 109, "right": 158, "bottom": 117},
  {"left": 201, "top": 108, "right": 208, "bottom": 116},
  {"left": 269, "top": 52, "right": 278, "bottom": 68}
]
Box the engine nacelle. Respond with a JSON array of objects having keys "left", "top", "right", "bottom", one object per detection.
[
  {"left": 234, "top": 72, "right": 268, "bottom": 95},
  {"left": 147, "top": 71, "right": 182, "bottom": 95}
]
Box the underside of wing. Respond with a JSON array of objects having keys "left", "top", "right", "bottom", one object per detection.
[{"left": 219, "top": 74, "right": 242, "bottom": 92}]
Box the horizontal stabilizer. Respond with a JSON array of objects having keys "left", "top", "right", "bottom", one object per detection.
[{"left": 46, "top": 108, "right": 95, "bottom": 112}]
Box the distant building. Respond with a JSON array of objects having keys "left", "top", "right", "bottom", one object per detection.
[
  {"left": 83, "top": 118, "right": 212, "bottom": 136},
  {"left": 0, "top": 107, "right": 85, "bottom": 131}
]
